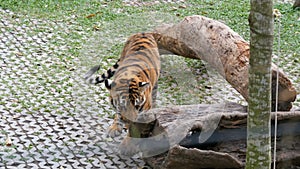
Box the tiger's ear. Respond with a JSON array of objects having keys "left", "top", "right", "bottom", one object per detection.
[
  {"left": 105, "top": 79, "right": 114, "bottom": 90},
  {"left": 138, "top": 82, "right": 150, "bottom": 92}
]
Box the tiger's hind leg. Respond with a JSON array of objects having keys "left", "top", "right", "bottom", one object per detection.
[{"left": 107, "top": 114, "right": 123, "bottom": 137}]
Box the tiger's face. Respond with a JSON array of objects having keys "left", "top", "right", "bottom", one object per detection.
[{"left": 105, "top": 78, "right": 151, "bottom": 122}]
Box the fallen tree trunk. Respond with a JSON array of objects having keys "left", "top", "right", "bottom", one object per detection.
[
  {"left": 130, "top": 103, "right": 300, "bottom": 168},
  {"left": 151, "top": 15, "right": 297, "bottom": 111}
]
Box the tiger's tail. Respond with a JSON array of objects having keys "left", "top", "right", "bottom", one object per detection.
[{"left": 84, "top": 59, "right": 120, "bottom": 85}]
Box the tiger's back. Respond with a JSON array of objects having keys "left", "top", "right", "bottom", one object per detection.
[{"left": 108, "top": 33, "right": 160, "bottom": 122}]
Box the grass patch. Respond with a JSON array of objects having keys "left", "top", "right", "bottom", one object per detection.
[
  {"left": 2, "top": 0, "right": 297, "bottom": 55},
  {"left": 1, "top": 0, "right": 299, "bottom": 107}
]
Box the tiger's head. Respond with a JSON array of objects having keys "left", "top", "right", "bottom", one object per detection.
[{"left": 105, "top": 77, "right": 152, "bottom": 122}]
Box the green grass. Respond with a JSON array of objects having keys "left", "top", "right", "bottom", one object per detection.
[
  {"left": 1, "top": 0, "right": 299, "bottom": 107},
  {"left": 1, "top": 0, "right": 297, "bottom": 54},
  {"left": 1, "top": 0, "right": 298, "bottom": 56}
]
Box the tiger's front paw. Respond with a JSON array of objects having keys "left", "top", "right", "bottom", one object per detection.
[{"left": 107, "top": 123, "right": 123, "bottom": 137}]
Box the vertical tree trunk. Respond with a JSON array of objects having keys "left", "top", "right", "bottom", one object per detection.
[{"left": 246, "top": 1, "right": 274, "bottom": 169}]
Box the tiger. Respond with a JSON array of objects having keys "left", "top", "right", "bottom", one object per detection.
[{"left": 84, "top": 33, "right": 160, "bottom": 141}]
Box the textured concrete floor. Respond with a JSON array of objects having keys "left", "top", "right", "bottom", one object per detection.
[{"left": 0, "top": 8, "right": 146, "bottom": 169}]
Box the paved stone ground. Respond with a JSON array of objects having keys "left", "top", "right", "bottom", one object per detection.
[{"left": 0, "top": 8, "right": 147, "bottom": 169}]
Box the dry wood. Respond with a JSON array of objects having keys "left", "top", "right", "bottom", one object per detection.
[
  {"left": 159, "top": 146, "right": 243, "bottom": 169},
  {"left": 132, "top": 103, "right": 300, "bottom": 169},
  {"left": 128, "top": 15, "right": 300, "bottom": 168},
  {"left": 151, "top": 15, "right": 297, "bottom": 111}
]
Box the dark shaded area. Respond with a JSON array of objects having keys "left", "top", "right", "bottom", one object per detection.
[
  {"left": 180, "top": 119, "right": 300, "bottom": 149},
  {"left": 293, "top": 0, "right": 300, "bottom": 8}
]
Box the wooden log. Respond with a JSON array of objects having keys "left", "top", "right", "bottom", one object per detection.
[
  {"left": 132, "top": 103, "right": 300, "bottom": 169},
  {"left": 158, "top": 146, "right": 243, "bottom": 169},
  {"left": 151, "top": 15, "right": 297, "bottom": 111}
]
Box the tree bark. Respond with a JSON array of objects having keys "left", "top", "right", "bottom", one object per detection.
[
  {"left": 246, "top": 1, "right": 274, "bottom": 168},
  {"left": 151, "top": 15, "right": 297, "bottom": 111}
]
